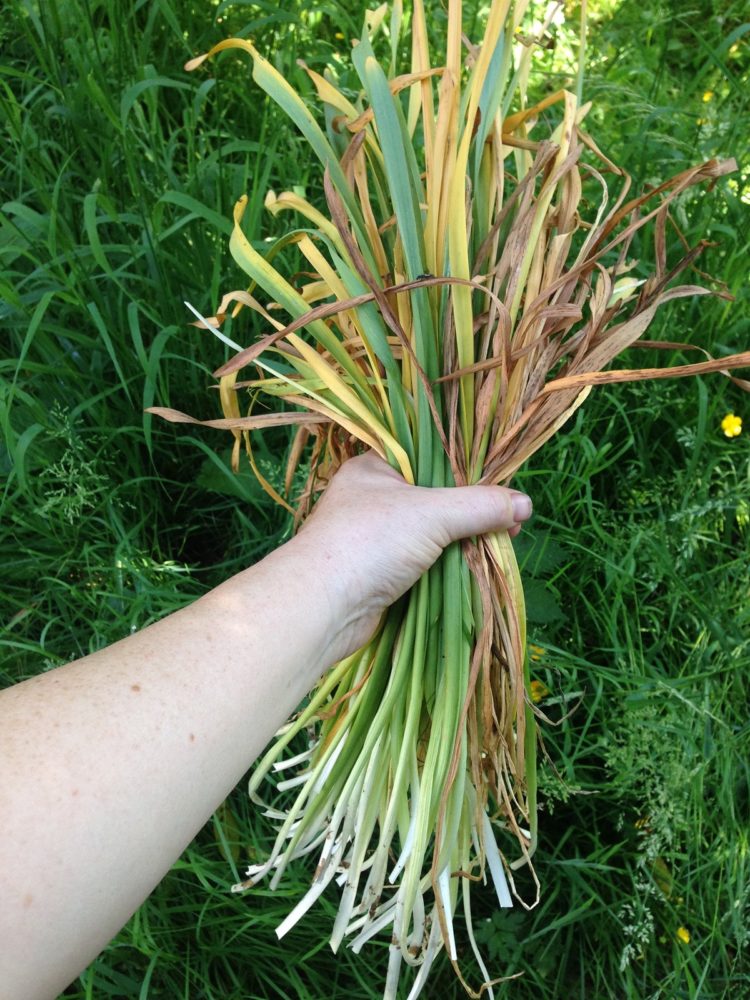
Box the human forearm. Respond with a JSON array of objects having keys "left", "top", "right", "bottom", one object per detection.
[{"left": 0, "top": 537, "right": 339, "bottom": 1000}]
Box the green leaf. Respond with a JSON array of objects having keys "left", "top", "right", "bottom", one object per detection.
[
  {"left": 523, "top": 579, "right": 565, "bottom": 625},
  {"left": 119, "top": 75, "right": 192, "bottom": 127}
]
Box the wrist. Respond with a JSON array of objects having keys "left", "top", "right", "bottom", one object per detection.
[
  {"left": 217, "top": 533, "right": 348, "bottom": 684},
  {"left": 277, "top": 529, "right": 379, "bottom": 664}
]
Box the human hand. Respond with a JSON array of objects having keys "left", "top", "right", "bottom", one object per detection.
[{"left": 289, "top": 452, "right": 532, "bottom": 659}]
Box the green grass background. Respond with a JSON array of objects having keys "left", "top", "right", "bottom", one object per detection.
[{"left": 1, "top": 1, "right": 748, "bottom": 997}]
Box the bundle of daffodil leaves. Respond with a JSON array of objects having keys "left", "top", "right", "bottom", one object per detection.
[{"left": 149, "top": 2, "right": 750, "bottom": 996}]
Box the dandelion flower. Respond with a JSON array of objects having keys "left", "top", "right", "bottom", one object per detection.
[
  {"left": 721, "top": 413, "right": 742, "bottom": 438},
  {"left": 676, "top": 926, "right": 691, "bottom": 945}
]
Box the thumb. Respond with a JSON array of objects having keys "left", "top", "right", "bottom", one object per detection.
[{"left": 419, "top": 484, "right": 532, "bottom": 543}]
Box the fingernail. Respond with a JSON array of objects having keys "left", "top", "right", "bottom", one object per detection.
[{"left": 511, "top": 493, "right": 533, "bottom": 522}]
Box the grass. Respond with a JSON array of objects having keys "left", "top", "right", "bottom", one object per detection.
[{"left": 1, "top": 0, "right": 748, "bottom": 997}]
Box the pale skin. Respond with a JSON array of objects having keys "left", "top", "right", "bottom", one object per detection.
[{"left": 0, "top": 452, "right": 532, "bottom": 1000}]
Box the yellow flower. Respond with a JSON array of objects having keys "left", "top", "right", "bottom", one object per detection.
[
  {"left": 702, "top": 90, "right": 714, "bottom": 102},
  {"left": 721, "top": 413, "right": 742, "bottom": 438},
  {"left": 530, "top": 679, "right": 550, "bottom": 703},
  {"left": 334, "top": 31, "right": 345, "bottom": 40},
  {"left": 676, "top": 926, "right": 691, "bottom": 945},
  {"left": 529, "top": 643, "right": 545, "bottom": 662}
]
